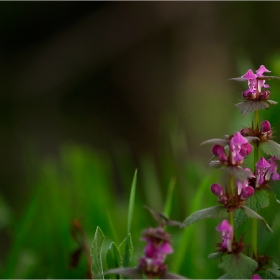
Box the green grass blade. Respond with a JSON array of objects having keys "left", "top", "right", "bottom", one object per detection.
[
  {"left": 163, "top": 178, "right": 176, "bottom": 217},
  {"left": 123, "top": 170, "right": 137, "bottom": 267},
  {"left": 119, "top": 234, "right": 134, "bottom": 275},
  {"left": 127, "top": 170, "right": 137, "bottom": 235}
]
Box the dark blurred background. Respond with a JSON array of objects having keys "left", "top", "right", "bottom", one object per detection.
[{"left": 1, "top": 2, "right": 280, "bottom": 278}]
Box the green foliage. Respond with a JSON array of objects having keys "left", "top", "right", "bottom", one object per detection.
[
  {"left": 91, "top": 227, "right": 105, "bottom": 279},
  {"left": 119, "top": 234, "right": 134, "bottom": 267},
  {"left": 218, "top": 253, "right": 258, "bottom": 279},
  {"left": 259, "top": 263, "right": 280, "bottom": 279},
  {"left": 105, "top": 242, "right": 122, "bottom": 279},
  {"left": 243, "top": 206, "right": 273, "bottom": 232},
  {"left": 182, "top": 206, "right": 228, "bottom": 227},
  {"left": 208, "top": 252, "right": 223, "bottom": 260},
  {"left": 260, "top": 140, "right": 280, "bottom": 157},
  {"left": 234, "top": 189, "right": 280, "bottom": 232},
  {"left": 259, "top": 190, "right": 280, "bottom": 228}
]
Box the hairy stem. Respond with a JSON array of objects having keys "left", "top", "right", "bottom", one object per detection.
[
  {"left": 229, "top": 174, "right": 234, "bottom": 235},
  {"left": 252, "top": 109, "right": 259, "bottom": 257}
]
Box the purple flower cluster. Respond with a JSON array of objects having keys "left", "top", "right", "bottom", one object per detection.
[
  {"left": 212, "top": 132, "right": 252, "bottom": 166},
  {"left": 138, "top": 227, "right": 173, "bottom": 277},
  {"left": 256, "top": 156, "right": 280, "bottom": 187},
  {"left": 242, "top": 65, "right": 271, "bottom": 100},
  {"left": 216, "top": 220, "right": 233, "bottom": 252}
]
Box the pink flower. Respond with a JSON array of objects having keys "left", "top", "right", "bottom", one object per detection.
[
  {"left": 251, "top": 274, "right": 262, "bottom": 279},
  {"left": 139, "top": 227, "right": 173, "bottom": 275},
  {"left": 230, "top": 132, "right": 252, "bottom": 165},
  {"left": 237, "top": 179, "right": 254, "bottom": 199},
  {"left": 241, "top": 65, "right": 271, "bottom": 97},
  {"left": 216, "top": 220, "right": 233, "bottom": 252},
  {"left": 212, "top": 145, "right": 228, "bottom": 163},
  {"left": 256, "top": 156, "right": 280, "bottom": 187}
]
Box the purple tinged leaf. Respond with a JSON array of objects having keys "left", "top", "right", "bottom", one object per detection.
[
  {"left": 267, "top": 99, "right": 278, "bottom": 105},
  {"left": 103, "top": 267, "right": 144, "bottom": 279},
  {"left": 235, "top": 101, "right": 270, "bottom": 117},
  {"left": 225, "top": 166, "right": 252, "bottom": 181},
  {"left": 201, "top": 139, "right": 228, "bottom": 146},
  {"left": 245, "top": 136, "right": 260, "bottom": 143},
  {"left": 209, "top": 160, "right": 223, "bottom": 169},
  {"left": 162, "top": 272, "right": 188, "bottom": 279}
]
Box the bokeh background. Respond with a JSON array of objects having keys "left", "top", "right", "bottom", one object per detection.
[{"left": 1, "top": 2, "right": 280, "bottom": 279}]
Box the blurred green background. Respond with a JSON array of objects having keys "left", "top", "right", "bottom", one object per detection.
[{"left": 1, "top": 2, "right": 280, "bottom": 279}]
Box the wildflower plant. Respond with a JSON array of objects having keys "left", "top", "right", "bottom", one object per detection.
[
  {"left": 90, "top": 65, "right": 280, "bottom": 279},
  {"left": 182, "top": 65, "right": 280, "bottom": 279}
]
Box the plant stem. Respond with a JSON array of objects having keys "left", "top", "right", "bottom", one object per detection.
[
  {"left": 229, "top": 174, "right": 234, "bottom": 234},
  {"left": 252, "top": 109, "right": 259, "bottom": 257}
]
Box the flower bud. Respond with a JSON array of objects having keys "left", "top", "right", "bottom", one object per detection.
[
  {"left": 251, "top": 274, "right": 262, "bottom": 279},
  {"left": 241, "top": 186, "right": 254, "bottom": 200},
  {"left": 242, "top": 90, "right": 254, "bottom": 100},
  {"left": 240, "top": 142, "right": 252, "bottom": 157},
  {"left": 240, "top": 128, "right": 249, "bottom": 136},
  {"left": 259, "top": 89, "right": 270, "bottom": 100},
  {"left": 211, "top": 183, "right": 223, "bottom": 196},
  {"left": 261, "top": 120, "right": 271, "bottom": 133}
]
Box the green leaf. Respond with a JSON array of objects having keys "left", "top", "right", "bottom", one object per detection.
[
  {"left": 208, "top": 252, "right": 223, "bottom": 260},
  {"left": 246, "top": 189, "right": 270, "bottom": 211},
  {"left": 119, "top": 234, "right": 133, "bottom": 267},
  {"left": 260, "top": 140, "right": 280, "bottom": 157},
  {"left": 242, "top": 206, "right": 273, "bottom": 232},
  {"left": 218, "top": 253, "right": 258, "bottom": 279},
  {"left": 106, "top": 242, "right": 122, "bottom": 279},
  {"left": 259, "top": 262, "right": 280, "bottom": 279},
  {"left": 123, "top": 170, "right": 137, "bottom": 268},
  {"left": 234, "top": 190, "right": 271, "bottom": 230},
  {"left": 259, "top": 190, "right": 280, "bottom": 228},
  {"left": 233, "top": 208, "right": 247, "bottom": 230},
  {"left": 163, "top": 178, "right": 176, "bottom": 218},
  {"left": 91, "top": 226, "right": 105, "bottom": 279},
  {"left": 181, "top": 206, "right": 228, "bottom": 227},
  {"left": 127, "top": 170, "right": 137, "bottom": 235}
]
